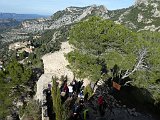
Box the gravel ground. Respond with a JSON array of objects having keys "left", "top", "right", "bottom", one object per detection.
[{"left": 35, "top": 41, "right": 90, "bottom": 101}]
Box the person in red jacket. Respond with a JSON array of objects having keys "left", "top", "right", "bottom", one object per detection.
[{"left": 98, "top": 95, "right": 105, "bottom": 116}]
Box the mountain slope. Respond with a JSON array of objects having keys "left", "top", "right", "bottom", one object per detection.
[
  {"left": 115, "top": 0, "right": 160, "bottom": 31},
  {"left": 0, "top": 13, "right": 47, "bottom": 33},
  {"left": 9, "top": 1, "right": 160, "bottom": 35},
  {"left": 1, "top": 1, "right": 160, "bottom": 44},
  {"left": 0, "top": 19, "right": 20, "bottom": 33},
  {"left": 0, "top": 5, "right": 110, "bottom": 43},
  {"left": 20, "top": 5, "right": 109, "bottom": 33}
]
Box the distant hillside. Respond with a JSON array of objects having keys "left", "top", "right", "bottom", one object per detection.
[
  {"left": 0, "top": 19, "right": 20, "bottom": 32},
  {"left": 0, "top": 13, "right": 47, "bottom": 21},
  {"left": 18, "top": 1, "right": 160, "bottom": 34},
  {"left": 0, "top": 13, "right": 47, "bottom": 33},
  {"left": 1, "top": 1, "right": 160, "bottom": 43},
  {"left": 114, "top": 0, "right": 160, "bottom": 32},
  {"left": 18, "top": 5, "right": 109, "bottom": 33}
]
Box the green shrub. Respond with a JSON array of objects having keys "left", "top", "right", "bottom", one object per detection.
[{"left": 19, "top": 100, "right": 41, "bottom": 120}]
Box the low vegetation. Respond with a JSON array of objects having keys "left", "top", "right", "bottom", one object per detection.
[
  {"left": 0, "top": 6, "right": 160, "bottom": 118},
  {"left": 67, "top": 17, "right": 160, "bottom": 108}
]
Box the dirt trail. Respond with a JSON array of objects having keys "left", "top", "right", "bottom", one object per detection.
[
  {"left": 35, "top": 41, "right": 74, "bottom": 101},
  {"left": 35, "top": 41, "right": 90, "bottom": 101}
]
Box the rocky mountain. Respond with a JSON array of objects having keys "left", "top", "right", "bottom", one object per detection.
[
  {"left": 20, "top": 5, "right": 109, "bottom": 33},
  {"left": 0, "top": 13, "right": 47, "bottom": 33},
  {"left": 113, "top": 0, "right": 160, "bottom": 31},
  {"left": 20, "top": 1, "right": 160, "bottom": 34},
  {"left": 0, "top": 5, "right": 109, "bottom": 42},
  {"left": 1, "top": 1, "right": 160, "bottom": 43}
]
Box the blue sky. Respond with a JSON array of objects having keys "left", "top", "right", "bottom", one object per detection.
[{"left": 0, "top": 0, "right": 135, "bottom": 15}]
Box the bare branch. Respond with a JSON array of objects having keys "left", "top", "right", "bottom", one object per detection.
[
  {"left": 121, "top": 48, "right": 147, "bottom": 80},
  {"left": 123, "top": 81, "right": 133, "bottom": 86}
]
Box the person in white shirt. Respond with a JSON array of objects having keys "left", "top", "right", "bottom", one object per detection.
[{"left": 68, "top": 84, "right": 73, "bottom": 97}]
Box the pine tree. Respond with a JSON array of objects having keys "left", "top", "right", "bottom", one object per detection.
[
  {"left": 52, "top": 76, "right": 57, "bottom": 110},
  {"left": 55, "top": 87, "right": 62, "bottom": 120},
  {"left": 52, "top": 76, "right": 62, "bottom": 120}
]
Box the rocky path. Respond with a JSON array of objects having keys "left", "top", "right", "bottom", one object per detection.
[
  {"left": 35, "top": 41, "right": 74, "bottom": 101},
  {"left": 35, "top": 41, "right": 90, "bottom": 102}
]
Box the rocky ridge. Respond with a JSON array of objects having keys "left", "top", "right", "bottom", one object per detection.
[
  {"left": 1, "top": 1, "right": 160, "bottom": 43},
  {"left": 0, "top": 5, "right": 109, "bottom": 43},
  {"left": 21, "top": 5, "right": 109, "bottom": 33},
  {"left": 116, "top": 0, "right": 160, "bottom": 31}
]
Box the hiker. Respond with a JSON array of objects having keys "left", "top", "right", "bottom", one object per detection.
[
  {"left": 68, "top": 83, "right": 73, "bottom": 97},
  {"left": 60, "top": 79, "right": 67, "bottom": 92},
  {"left": 98, "top": 95, "right": 105, "bottom": 116},
  {"left": 78, "top": 88, "right": 84, "bottom": 99},
  {"left": 84, "top": 92, "right": 89, "bottom": 102},
  {"left": 63, "top": 83, "right": 69, "bottom": 93},
  {"left": 77, "top": 80, "right": 83, "bottom": 93},
  {"left": 90, "top": 82, "right": 94, "bottom": 91},
  {"left": 61, "top": 83, "right": 68, "bottom": 102},
  {"left": 72, "top": 79, "right": 77, "bottom": 93},
  {"left": 48, "top": 83, "right": 52, "bottom": 90},
  {"left": 46, "top": 88, "right": 51, "bottom": 97},
  {"left": 79, "top": 98, "right": 84, "bottom": 112},
  {"left": 72, "top": 103, "right": 81, "bottom": 120}
]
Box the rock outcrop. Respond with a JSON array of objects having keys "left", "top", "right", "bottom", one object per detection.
[
  {"left": 1, "top": 2, "right": 160, "bottom": 44},
  {"left": 114, "top": 0, "right": 160, "bottom": 31}
]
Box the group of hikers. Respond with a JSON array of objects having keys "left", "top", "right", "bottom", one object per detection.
[
  {"left": 60, "top": 79, "right": 84, "bottom": 101},
  {"left": 59, "top": 79, "right": 89, "bottom": 120},
  {"left": 59, "top": 78, "right": 111, "bottom": 120},
  {"left": 44, "top": 77, "right": 114, "bottom": 120}
]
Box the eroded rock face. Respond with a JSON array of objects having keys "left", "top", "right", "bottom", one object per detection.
[
  {"left": 0, "top": 5, "right": 111, "bottom": 43},
  {"left": 21, "top": 18, "right": 51, "bottom": 32},
  {"left": 135, "top": 0, "right": 150, "bottom": 6},
  {"left": 135, "top": 0, "right": 160, "bottom": 6},
  {"left": 20, "top": 5, "right": 110, "bottom": 33},
  {"left": 138, "top": 25, "right": 160, "bottom": 32},
  {"left": 151, "top": 3, "right": 160, "bottom": 17},
  {"left": 1, "top": 2, "right": 160, "bottom": 44},
  {"left": 115, "top": 0, "right": 160, "bottom": 32},
  {"left": 137, "top": 13, "right": 143, "bottom": 22}
]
